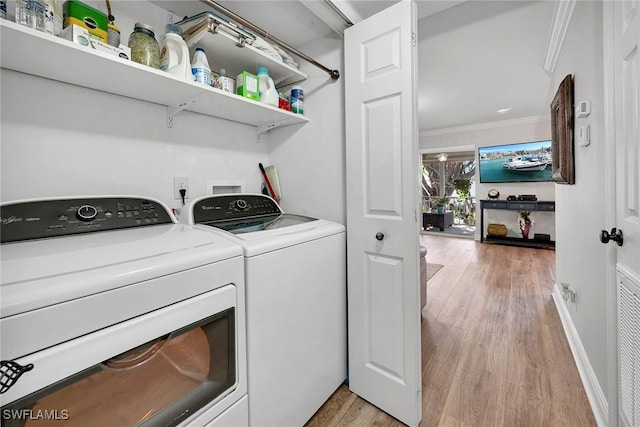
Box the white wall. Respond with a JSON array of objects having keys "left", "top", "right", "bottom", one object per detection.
[
  {"left": 268, "top": 36, "right": 345, "bottom": 224},
  {"left": 420, "top": 116, "right": 556, "bottom": 239},
  {"left": 551, "top": 0, "right": 608, "bottom": 401},
  {"left": 0, "top": 69, "right": 269, "bottom": 208}
]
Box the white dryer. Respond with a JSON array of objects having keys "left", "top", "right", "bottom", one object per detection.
[
  {"left": 0, "top": 196, "right": 247, "bottom": 427},
  {"left": 180, "top": 194, "right": 347, "bottom": 427}
]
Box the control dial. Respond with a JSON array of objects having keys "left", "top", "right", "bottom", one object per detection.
[
  {"left": 76, "top": 205, "right": 98, "bottom": 222},
  {"left": 235, "top": 199, "right": 248, "bottom": 210}
]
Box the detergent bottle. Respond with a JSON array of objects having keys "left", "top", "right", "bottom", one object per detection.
[
  {"left": 191, "top": 47, "right": 212, "bottom": 86},
  {"left": 160, "top": 24, "right": 192, "bottom": 81},
  {"left": 257, "top": 67, "right": 278, "bottom": 107}
]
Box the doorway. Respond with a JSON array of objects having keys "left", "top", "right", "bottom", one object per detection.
[{"left": 421, "top": 151, "right": 476, "bottom": 238}]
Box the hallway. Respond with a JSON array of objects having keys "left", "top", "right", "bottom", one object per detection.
[{"left": 306, "top": 235, "right": 595, "bottom": 426}]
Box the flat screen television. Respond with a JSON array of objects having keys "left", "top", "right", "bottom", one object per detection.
[{"left": 478, "top": 140, "right": 553, "bottom": 183}]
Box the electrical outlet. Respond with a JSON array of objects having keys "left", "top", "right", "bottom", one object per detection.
[
  {"left": 561, "top": 283, "right": 576, "bottom": 304},
  {"left": 174, "top": 177, "right": 189, "bottom": 200}
]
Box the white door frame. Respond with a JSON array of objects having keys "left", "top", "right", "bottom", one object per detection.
[{"left": 603, "top": 2, "right": 619, "bottom": 426}]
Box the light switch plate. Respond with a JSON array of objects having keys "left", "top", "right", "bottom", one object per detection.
[{"left": 578, "top": 125, "right": 591, "bottom": 147}]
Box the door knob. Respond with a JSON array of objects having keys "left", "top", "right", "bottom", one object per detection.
[
  {"left": 600, "top": 228, "right": 623, "bottom": 246},
  {"left": 375, "top": 232, "right": 384, "bottom": 241}
]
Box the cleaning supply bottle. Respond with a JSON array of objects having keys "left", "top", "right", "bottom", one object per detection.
[
  {"left": 290, "top": 86, "right": 304, "bottom": 115},
  {"left": 257, "top": 66, "right": 278, "bottom": 107},
  {"left": 213, "top": 68, "right": 235, "bottom": 93},
  {"left": 42, "top": 0, "right": 62, "bottom": 35},
  {"left": 160, "top": 24, "right": 192, "bottom": 81},
  {"left": 191, "top": 47, "right": 212, "bottom": 86}
]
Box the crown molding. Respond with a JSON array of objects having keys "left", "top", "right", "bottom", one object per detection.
[
  {"left": 543, "top": 0, "right": 577, "bottom": 73},
  {"left": 299, "top": 0, "right": 362, "bottom": 36},
  {"left": 299, "top": 0, "right": 349, "bottom": 35},
  {"left": 420, "top": 115, "right": 550, "bottom": 137},
  {"left": 326, "top": 0, "right": 363, "bottom": 25}
]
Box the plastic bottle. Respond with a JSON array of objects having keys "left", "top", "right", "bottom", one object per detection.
[
  {"left": 257, "top": 67, "right": 278, "bottom": 107},
  {"left": 107, "top": 21, "right": 121, "bottom": 47},
  {"left": 213, "top": 68, "right": 235, "bottom": 93},
  {"left": 192, "top": 47, "right": 212, "bottom": 86},
  {"left": 16, "top": 0, "right": 45, "bottom": 31},
  {"left": 42, "top": 0, "right": 62, "bottom": 35},
  {"left": 160, "top": 24, "right": 192, "bottom": 81},
  {"left": 291, "top": 86, "right": 303, "bottom": 115}
]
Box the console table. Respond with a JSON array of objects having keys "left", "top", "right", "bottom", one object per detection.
[
  {"left": 423, "top": 211, "right": 453, "bottom": 231},
  {"left": 480, "top": 200, "right": 556, "bottom": 249}
]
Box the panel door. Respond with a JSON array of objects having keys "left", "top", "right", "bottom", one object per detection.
[
  {"left": 612, "top": 1, "right": 640, "bottom": 425},
  {"left": 344, "top": 1, "right": 421, "bottom": 426}
]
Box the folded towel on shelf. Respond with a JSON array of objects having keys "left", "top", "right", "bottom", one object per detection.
[
  {"left": 273, "top": 45, "right": 299, "bottom": 68},
  {"left": 251, "top": 36, "right": 282, "bottom": 62}
]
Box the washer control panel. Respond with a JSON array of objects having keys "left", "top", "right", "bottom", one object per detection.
[
  {"left": 193, "top": 194, "right": 282, "bottom": 224},
  {"left": 1, "top": 197, "right": 174, "bottom": 243}
]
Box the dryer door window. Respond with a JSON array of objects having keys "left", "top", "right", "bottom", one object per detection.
[{"left": 1, "top": 309, "right": 236, "bottom": 427}]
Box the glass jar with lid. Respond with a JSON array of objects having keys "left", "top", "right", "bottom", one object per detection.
[{"left": 128, "top": 22, "right": 160, "bottom": 69}]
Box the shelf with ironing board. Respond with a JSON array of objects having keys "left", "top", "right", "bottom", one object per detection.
[
  {"left": 0, "top": 19, "right": 308, "bottom": 137},
  {"left": 480, "top": 199, "right": 556, "bottom": 249}
]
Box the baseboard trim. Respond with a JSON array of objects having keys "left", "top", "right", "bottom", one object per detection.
[{"left": 552, "top": 284, "right": 609, "bottom": 426}]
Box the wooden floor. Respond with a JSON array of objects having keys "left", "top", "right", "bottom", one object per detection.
[{"left": 306, "top": 235, "right": 596, "bottom": 427}]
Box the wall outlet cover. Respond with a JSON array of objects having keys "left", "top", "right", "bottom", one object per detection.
[{"left": 173, "top": 177, "right": 189, "bottom": 200}]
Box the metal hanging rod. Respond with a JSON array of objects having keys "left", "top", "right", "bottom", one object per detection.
[
  {"left": 199, "top": 0, "right": 340, "bottom": 80},
  {"left": 323, "top": 0, "right": 354, "bottom": 26}
]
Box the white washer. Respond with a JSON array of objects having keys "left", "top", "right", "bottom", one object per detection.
[
  {"left": 0, "top": 196, "right": 248, "bottom": 427},
  {"left": 180, "top": 194, "right": 347, "bottom": 427}
]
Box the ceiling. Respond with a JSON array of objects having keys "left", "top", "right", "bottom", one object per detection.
[
  {"left": 422, "top": 150, "right": 476, "bottom": 163},
  {"left": 155, "top": 0, "right": 557, "bottom": 132},
  {"left": 415, "top": 1, "right": 555, "bottom": 131}
]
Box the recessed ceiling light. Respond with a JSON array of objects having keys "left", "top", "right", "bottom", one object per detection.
[
  {"left": 437, "top": 153, "right": 448, "bottom": 162},
  {"left": 497, "top": 108, "right": 512, "bottom": 114}
]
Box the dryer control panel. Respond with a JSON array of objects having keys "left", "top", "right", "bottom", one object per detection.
[
  {"left": 0, "top": 197, "right": 174, "bottom": 243},
  {"left": 193, "top": 194, "right": 282, "bottom": 224}
]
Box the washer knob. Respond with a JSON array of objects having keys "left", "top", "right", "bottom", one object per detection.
[
  {"left": 76, "top": 205, "right": 98, "bottom": 221},
  {"left": 235, "top": 199, "right": 248, "bottom": 210}
]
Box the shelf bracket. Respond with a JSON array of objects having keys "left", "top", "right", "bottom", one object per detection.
[
  {"left": 167, "top": 95, "right": 201, "bottom": 128},
  {"left": 256, "top": 119, "right": 297, "bottom": 142}
]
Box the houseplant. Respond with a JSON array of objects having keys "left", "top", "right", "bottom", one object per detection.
[{"left": 436, "top": 196, "right": 450, "bottom": 214}]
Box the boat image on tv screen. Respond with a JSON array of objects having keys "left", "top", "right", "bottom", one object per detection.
[{"left": 478, "top": 140, "right": 553, "bottom": 183}]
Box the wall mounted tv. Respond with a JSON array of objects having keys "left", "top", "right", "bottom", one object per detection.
[{"left": 478, "top": 140, "right": 553, "bottom": 183}]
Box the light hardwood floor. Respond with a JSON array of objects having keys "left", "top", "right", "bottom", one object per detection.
[{"left": 306, "top": 235, "right": 596, "bottom": 427}]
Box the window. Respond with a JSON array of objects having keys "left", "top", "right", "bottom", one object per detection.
[{"left": 421, "top": 152, "right": 476, "bottom": 228}]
